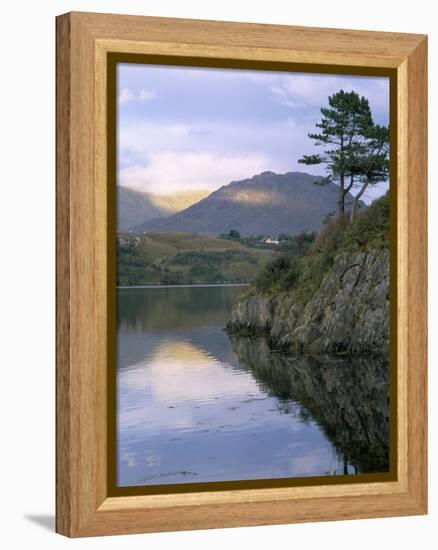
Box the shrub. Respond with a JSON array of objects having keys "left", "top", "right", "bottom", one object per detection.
[
  {"left": 255, "top": 256, "right": 300, "bottom": 294},
  {"left": 252, "top": 193, "right": 389, "bottom": 304},
  {"left": 341, "top": 193, "right": 389, "bottom": 251},
  {"left": 278, "top": 231, "right": 316, "bottom": 257}
]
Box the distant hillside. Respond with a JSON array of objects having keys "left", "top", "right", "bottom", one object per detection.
[
  {"left": 117, "top": 186, "right": 209, "bottom": 231},
  {"left": 136, "top": 171, "right": 360, "bottom": 237},
  {"left": 117, "top": 232, "right": 275, "bottom": 286}
]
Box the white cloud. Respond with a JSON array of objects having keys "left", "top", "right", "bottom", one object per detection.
[
  {"left": 118, "top": 87, "right": 156, "bottom": 106},
  {"left": 118, "top": 151, "right": 273, "bottom": 194},
  {"left": 118, "top": 88, "right": 134, "bottom": 105},
  {"left": 118, "top": 123, "right": 194, "bottom": 154},
  {"left": 122, "top": 341, "right": 259, "bottom": 402},
  {"left": 270, "top": 85, "right": 298, "bottom": 108},
  {"left": 138, "top": 89, "right": 156, "bottom": 101},
  {"left": 273, "top": 74, "right": 344, "bottom": 108},
  {"left": 269, "top": 73, "right": 389, "bottom": 117},
  {"left": 115, "top": 72, "right": 389, "bottom": 196},
  {"left": 284, "top": 117, "right": 297, "bottom": 129},
  {"left": 117, "top": 341, "right": 260, "bottom": 435}
]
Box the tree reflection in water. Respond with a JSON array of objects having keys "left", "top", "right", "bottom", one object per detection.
[{"left": 229, "top": 335, "right": 390, "bottom": 474}]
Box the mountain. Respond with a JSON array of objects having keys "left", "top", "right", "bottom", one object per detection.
[
  {"left": 117, "top": 186, "right": 209, "bottom": 231},
  {"left": 135, "top": 171, "right": 359, "bottom": 237}
]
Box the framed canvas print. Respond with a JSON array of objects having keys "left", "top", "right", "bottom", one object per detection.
[{"left": 56, "top": 12, "right": 427, "bottom": 537}]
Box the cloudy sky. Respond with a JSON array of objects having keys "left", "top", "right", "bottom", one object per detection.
[{"left": 117, "top": 63, "right": 390, "bottom": 203}]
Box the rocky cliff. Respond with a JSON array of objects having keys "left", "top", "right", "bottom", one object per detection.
[{"left": 227, "top": 248, "right": 389, "bottom": 354}]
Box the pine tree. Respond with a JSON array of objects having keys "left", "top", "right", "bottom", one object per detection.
[
  {"left": 349, "top": 124, "right": 389, "bottom": 221},
  {"left": 299, "top": 90, "right": 374, "bottom": 217}
]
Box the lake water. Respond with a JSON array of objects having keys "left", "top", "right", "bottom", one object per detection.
[{"left": 117, "top": 285, "right": 389, "bottom": 487}]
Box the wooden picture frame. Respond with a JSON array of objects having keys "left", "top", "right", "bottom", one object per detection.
[{"left": 56, "top": 11, "right": 427, "bottom": 537}]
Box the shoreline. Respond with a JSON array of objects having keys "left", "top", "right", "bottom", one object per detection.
[{"left": 117, "top": 283, "right": 251, "bottom": 290}]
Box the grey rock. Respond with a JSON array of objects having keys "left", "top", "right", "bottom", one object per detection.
[{"left": 227, "top": 249, "right": 389, "bottom": 354}]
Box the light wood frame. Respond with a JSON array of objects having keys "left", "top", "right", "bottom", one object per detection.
[{"left": 56, "top": 11, "right": 428, "bottom": 537}]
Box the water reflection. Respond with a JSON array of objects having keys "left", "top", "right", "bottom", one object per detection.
[
  {"left": 229, "top": 336, "right": 389, "bottom": 474},
  {"left": 117, "top": 285, "right": 244, "bottom": 332},
  {"left": 116, "top": 286, "right": 389, "bottom": 487}
]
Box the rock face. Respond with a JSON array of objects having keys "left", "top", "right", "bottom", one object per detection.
[{"left": 227, "top": 249, "right": 389, "bottom": 354}]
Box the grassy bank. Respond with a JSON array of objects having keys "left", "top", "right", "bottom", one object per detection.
[
  {"left": 251, "top": 193, "right": 389, "bottom": 305},
  {"left": 117, "top": 232, "right": 275, "bottom": 286}
]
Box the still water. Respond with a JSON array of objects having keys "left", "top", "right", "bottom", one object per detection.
[{"left": 117, "top": 286, "right": 389, "bottom": 487}]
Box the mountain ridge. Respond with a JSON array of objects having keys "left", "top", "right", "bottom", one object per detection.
[
  {"left": 117, "top": 186, "right": 209, "bottom": 231},
  {"left": 135, "top": 171, "right": 359, "bottom": 237}
]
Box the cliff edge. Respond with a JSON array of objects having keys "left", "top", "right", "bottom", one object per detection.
[
  {"left": 227, "top": 248, "right": 389, "bottom": 354},
  {"left": 227, "top": 193, "right": 390, "bottom": 354}
]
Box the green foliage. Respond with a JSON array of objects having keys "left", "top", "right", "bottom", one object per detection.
[
  {"left": 219, "top": 228, "right": 241, "bottom": 241},
  {"left": 255, "top": 256, "right": 300, "bottom": 294},
  {"left": 277, "top": 231, "right": 316, "bottom": 256},
  {"left": 299, "top": 90, "right": 374, "bottom": 174},
  {"left": 116, "top": 232, "right": 274, "bottom": 286},
  {"left": 298, "top": 89, "right": 389, "bottom": 216},
  {"left": 228, "top": 229, "right": 241, "bottom": 240},
  {"left": 252, "top": 193, "right": 389, "bottom": 304},
  {"left": 321, "top": 211, "right": 336, "bottom": 224},
  {"left": 341, "top": 192, "right": 389, "bottom": 250},
  {"left": 254, "top": 232, "right": 315, "bottom": 294}
]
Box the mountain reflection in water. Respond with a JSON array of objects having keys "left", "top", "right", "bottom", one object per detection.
[{"left": 117, "top": 286, "right": 389, "bottom": 487}]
